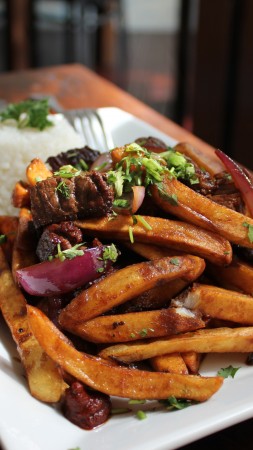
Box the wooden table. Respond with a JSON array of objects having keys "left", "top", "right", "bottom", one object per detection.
[{"left": 0, "top": 63, "right": 252, "bottom": 450}]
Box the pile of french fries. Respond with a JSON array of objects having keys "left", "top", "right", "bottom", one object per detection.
[{"left": 2, "top": 142, "right": 253, "bottom": 421}]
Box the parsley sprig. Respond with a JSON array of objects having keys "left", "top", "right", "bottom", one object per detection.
[
  {"left": 217, "top": 365, "right": 241, "bottom": 378},
  {"left": 49, "top": 243, "right": 85, "bottom": 262},
  {"left": 0, "top": 99, "right": 53, "bottom": 130}
]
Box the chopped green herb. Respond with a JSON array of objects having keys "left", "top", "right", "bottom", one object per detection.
[
  {"left": 113, "top": 199, "right": 130, "bottom": 208},
  {"left": 160, "top": 396, "right": 194, "bottom": 410},
  {"left": 35, "top": 176, "right": 42, "bottom": 183},
  {"left": 0, "top": 99, "right": 53, "bottom": 130},
  {"left": 93, "top": 161, "right": 108, "bottom": 171},
  {"left": 51, "top": 243, "right": 85, "bottom": 261},
  {"left": 243, "top": 222, "right": 253, "bottom": 243},
  {"left": 134, "top": 215, "right": 152, "bottom": 231},
  {"left": 129, "top": 399, "right": 146, "bottom": 405},
  {"left": 136, "top": 410, "right": 147, "bottom": 420},
  {"left": 157, "top": 184, "right": 178, "bottom": 205},
  {"left": 102, "top": 243, "right": 119, "bottom": 263},
  {"left": 79, "top": 158, "right": 88, "bottom": 171},
  {"left": 170, "top": 257, "right": 180, "bottom": 266},
  {"left": 130, "top": 332, "right": 136, "bottom": 338},
  {"left": 139, "top": 328, "right": 148, "bottom": 337},
  {"left": 54, "top": 165, "right": 81, "bottom": 178},
  {"left": 129, "top": 226, "right": 134, "bottom": 244},
  {"left": 217, "top": 365, "right": 241, "bottom": 379},
  {"left": 55, "top": 180, "right": 70, "bottom": 198},
  {"left": 0, "top": 234, "right": 7, "bottom": 245},
  {"left": 97, "top": 267, "right": 104, "bottom": 273}
]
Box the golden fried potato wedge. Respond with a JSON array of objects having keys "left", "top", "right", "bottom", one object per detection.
[
  {"left": 75, "top": 215, "right": 232, "bottom": 265},
  {"left": 172, "top": 283, "right": 253, "bottom": 325},
  {"left": 207, "top": 257, "right": 253, "bottom": 295},
  {"left": 0, "top": 248, "right": 65, "bottom": 402},
  {"left": 99, "top": 254, "right": 205, "bottom": 313},
  {"left": 12, "top": 215, "right": 38, "bottom": 280},
  {"left": 150, "top": 353, "right": 189, "bottom": 374},
  {"left": 63, "top": 306, "right": 205, "bottom": 343},
  {"left": 12, "top": 180, "right": 30, "bottom": 208},
  {"left": 26, "top": 158, "right": 52, "bottom": 186},
  {"left": 27, "top": 305, "right": 223, "bottom": 401},
  {"left": 59, "top": 255, "right": 204, "bottom": 327},
  {"left": 99, "top": 327, "right": 253, "bottom": 363},
  {"left": 151, "top": 177, "right": 253, "bottom": 249},
  {"left": 182, "top": 351, "right": 202, "bottom": 374},
  {"left": 124, "top": 242, "right": 186, "bottom": 260}
]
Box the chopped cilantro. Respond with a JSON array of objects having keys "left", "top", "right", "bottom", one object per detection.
[
  {"left": 170, "top": 257, "right": 180, "bottom": 266},
  {"left": 129, "top": 399, "right": 146, "bottom": 405},
  {"left": 139, "top": 328, "right": 148, "bottom": 338},
  {"left": 129, "top": 226, "right": 134, "bottom": 244},
  {"left": 54, "top": 165, "right": 81, "bottom": 178},
  {"left": 134, "top": 215, "right": 152, "bottom": 231},
  {"left": 113, "top": 199, "right": 130, "bottom": 208},
  {"left": 157, "top": 184, "right": 178, "bottom": 205},
  {"left": 51, "top": 243, "right": 85, "bottom": 262},
  {"left": 130, "top": 332, "right": 136, "bottom": 338},
  {"left": 102, "top": 243, "right": 119, "bottom": 263},
  {"left": 217, "top": 365, "right": 241, "bottom": 378},
  {"left": 97, "top": 267, "right": 104, "bottom": 273},
  {"left": 0, "top": 234, "right": 7, "bottom": 245},
  {"left": 136, "top": 410, "right": 147, "bottom": 420},
  {"left": 243, "top": 222, "right": 253, "bottom": 243},
  {"left": 160, "top": 396, "right": 194, "bottom": 410},
  {"left": 55, "top": 180, "right": 70, "bottom": 198},
  {"left": 0, "top": 98, "right": 53, "bottom": 130}
]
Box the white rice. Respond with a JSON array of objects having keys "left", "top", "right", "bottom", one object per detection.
[{"left": 0, "top": 114, "right": 84, "bottom": 215}]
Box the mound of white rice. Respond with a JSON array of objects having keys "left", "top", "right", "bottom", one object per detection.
[{"left": 0, "top": 114, "right": 84, "bottom": 215}]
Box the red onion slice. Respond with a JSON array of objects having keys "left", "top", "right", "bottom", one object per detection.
[
  {"left": 215, "top": 149, "right": 253, "bottom": 217},
  {"left": 16, "top": 246, "right": 113, "bottom": 296}
]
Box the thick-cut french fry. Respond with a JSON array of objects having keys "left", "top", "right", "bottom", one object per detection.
[
  {"left": 150, "top": 353, "right": 189, "bottom": 374},
  {"left": 0, "top": 248, "right": 66, "bottom": 402},
  {"left": 173, "top": 142, "right": 224, "bottom": 176},
  {"left": 207, "top": 257, "right": 253, "bottom": 295},
  {"left": 124, "top": 242, "right": 186, "bottom": 260},
  {"left": 182, "top": 352, "right": 202, "bottom": 374},
  {"left": 27, "top": 305, "right": 223, "bottom": 401},
  {"left": 12, "top": 215, "right": 38, "bottom": 280},
  {"left": 75, "top": 215, "right": 232, "bottom": 265},
  {"left": 12, "top": 180, "right": 30, "bottom": 208},
  {"left": 63, "top": 306, "right": 205, "bottom": 343},
  {"left": 59, "top": 255, "right": 204, "bottom": 327},
  {"left": 99, "top": 327, "right": 253, "bottom": 363},
  {"left": 151, "top": 177, "right": 253, "bottom": 249},
  {"left": 172, "top": 284, "right": 253, "bottom": 325},
  {"left": 85, "top": 254, "right": 204, "bottom": 314},
  {"left": 26, "top": 158, "right": 52, "bottom": 186}
]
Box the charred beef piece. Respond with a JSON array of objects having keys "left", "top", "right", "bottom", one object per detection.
[
  {"left": 36, "top": 221, "right": 83, "bottom": 261},
  {"left": 47, "top": 146, "right": 100, "bottom": 171},
  {"left": 30, "top": 171, "right": 114, "bottom": 228},
  {"left": 135, "top": 136, "right": 168, "bottom": 153},
  {"left": 62, "top": 381, "right": 111, "bottom": 430}
]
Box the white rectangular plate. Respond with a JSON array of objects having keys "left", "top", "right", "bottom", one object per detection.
[{"left": 1, "top": 107, "right": 253, "bottom": 450}]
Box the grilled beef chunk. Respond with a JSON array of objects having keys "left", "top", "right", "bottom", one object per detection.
[
  {"left": 62, "top": 381, "right": 111, "bottom": 430},
  {"left": 36, "top": 221, "right": 83, "bottom": 261},
  {"left": 135, "top": 136, "right": 168, "bottom": 153},
  {"left": 47, "top": 146, "right": 100, "bottom": 171},
  {"left": 30, "top": 171, "right": 114, "bottom": 228}
]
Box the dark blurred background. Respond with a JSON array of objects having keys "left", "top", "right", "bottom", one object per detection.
[{"left": 1, "top": 0, "right": 253, "bottom": 167}]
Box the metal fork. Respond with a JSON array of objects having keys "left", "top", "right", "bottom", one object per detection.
[{"left": 64, "top": 108, "right": 114, "bottom": 152}]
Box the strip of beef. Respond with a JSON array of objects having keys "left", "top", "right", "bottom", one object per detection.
[
  {"left": 36, "top": 221, "right": 83, "bottom": 261},
  {"left": 30, "top": 171, "right": 114, "bottom": 228},
  {"left": 47, "top": 146, "right": 100, "bottom": 171},
  {"left": 62, "top": 381, "right": 111, "bottom": 430}
]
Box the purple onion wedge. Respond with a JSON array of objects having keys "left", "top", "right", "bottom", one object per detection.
[{"left": 16, "top": 245, "right": 117, "bottom": 296}]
